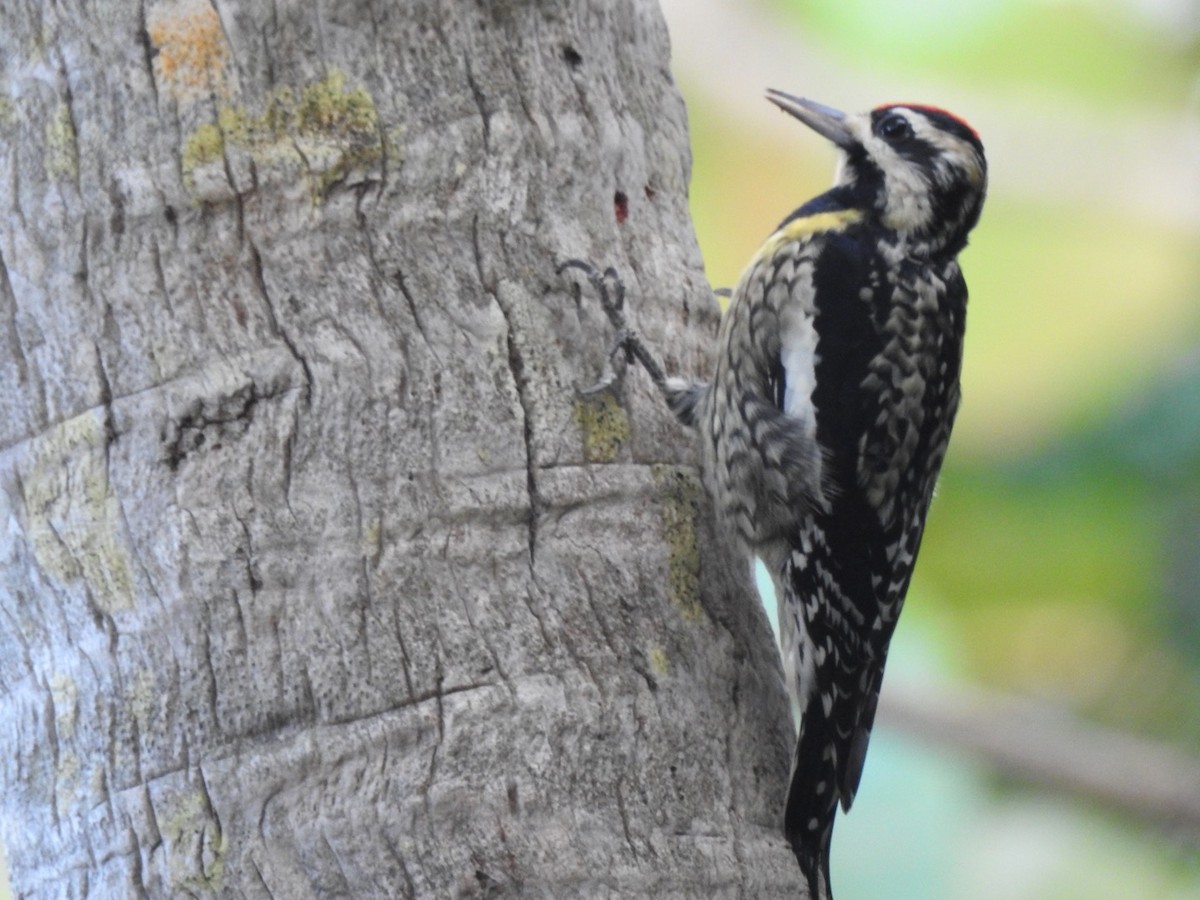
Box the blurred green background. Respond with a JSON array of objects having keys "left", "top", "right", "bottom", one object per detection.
[{"left": 663, "top": 0, "right": 1200, "bottom": 895}]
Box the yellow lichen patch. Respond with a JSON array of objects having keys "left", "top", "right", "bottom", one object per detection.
[
  {"left": 116, "top": 670, "right": 156, "bottom": 782},
  {"left": 180, "top": 70, "right": 387, "bottom": 201},
  {"left": 162, "top": 790, "right": 228, "bottom": 891},
  {"left": 147, "top": 1, "right": 231, "bottom": 102},
  {"left": 128, "top": 670, "right": 157, "bottom": 733},
  {"left": 651, "top": 465, "right": 704, "bottom": 623},
  {"left": 22, "top": 410, "right": 134, "bottom": 613},
  {"left": 55, "top": 750, "right": 81, "bottom": 813},
  {"left": 361, "top": 516, "right": 383, "bottom": 563},
  {"left": 648, "top": 645, "right": 670, "bottom": 677},
  {"left": 573, "top": 394, "right": 630, "bottom": 463},
  {"left": 49, "top": 674, "right": 83, "bottom": 809},
  {"left": 49, "top": 674, "right": 78, "bottom": 740},
  {"left": 45, "top": 103, "right": 77, "bottom": 181}
]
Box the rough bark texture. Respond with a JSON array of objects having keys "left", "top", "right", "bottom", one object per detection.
[{"left": 0, "top": 1, "right": 805, "bottom": 896}]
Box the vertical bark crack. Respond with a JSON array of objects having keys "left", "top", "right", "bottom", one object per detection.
[
  {"left": 503, "top": 317, "right": 540, "bottom": 564},
  {"left": 422, "top": 657, "right": 446, "bottom": 815},
  {"left": 471, "top": 214, "right": 540, "bottom": 563},
  {"left": 464, "top": 57, "right": 492, "bottom": 154},
  {"left": 248, "top": 240, "right": 314, "bottom": 406},
  {"left": 0, "top": 248, "right": 30, "bottom": 388},
  {"left": 136, "top": 0, "right": 159, "bottom": 106},
  {"left": 391, "top": 266, "right": 435, "bottom": 355}
]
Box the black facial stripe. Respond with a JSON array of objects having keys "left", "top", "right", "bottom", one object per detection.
[
  {"left": 892, "top": 137, "right": 940, "bottom": 168},
  {"left": 930, "top": 180, "right": 984, "bottom": 255},
  {"left": 911, "top": 109, "right": 984, "bottom": 157},
  {"left": 869, "top": 109, "right": 953, "bottom": 169}
]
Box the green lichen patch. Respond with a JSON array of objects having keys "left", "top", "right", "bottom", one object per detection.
[
  {"left": 297, "top": 70, "right": 377, "bottom": 134},
  {"left": 651, "top": 465, "right": 704, "bottom": 623},
  {"left": 573, "top": 393, "right": 630, "bottom": 463},
  {"left": 181, "top": 121, "right": 225, "bottom": 170},
  {"left": 181, "top": 69, "right": 390, "bottom": 201}
]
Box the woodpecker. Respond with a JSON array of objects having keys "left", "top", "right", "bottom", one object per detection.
[{"left": 562, "top": 90, "right": 986, "bottom": 900}]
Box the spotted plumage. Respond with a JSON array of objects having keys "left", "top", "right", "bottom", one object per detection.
[
  {"left": 664, "top": 93, "right": 986, "bottom": 898},
  {"left": 561, "top": 90, "right": 986, "bottom": 900}
]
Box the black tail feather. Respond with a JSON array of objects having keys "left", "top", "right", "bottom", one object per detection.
[
  {"left": 790, "top": 843, "right": 831, "bottom": 900},
  {"left": 785, "top": 713, "right": 839, "bottom": 899}
]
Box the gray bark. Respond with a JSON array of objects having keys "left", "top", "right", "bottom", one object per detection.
[{"left": 0, "top": 0, "right": 806, "bottom": 896}]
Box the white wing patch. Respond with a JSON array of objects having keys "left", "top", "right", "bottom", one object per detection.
[{"left": 779, "top": 268, "right": 819, "bottom": 438}]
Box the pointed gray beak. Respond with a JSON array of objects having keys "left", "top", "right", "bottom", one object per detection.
[{"left": 765, "top": 90, "right": 856, "bottom": 149}]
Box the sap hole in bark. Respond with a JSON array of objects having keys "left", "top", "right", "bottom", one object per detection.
[{"left": 614, "top": 191, "right": 628, "bottom": 224}]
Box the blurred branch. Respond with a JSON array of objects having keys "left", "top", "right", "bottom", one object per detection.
[{"left": 878, "top": 680, "right": 1200, "bottom": 834}]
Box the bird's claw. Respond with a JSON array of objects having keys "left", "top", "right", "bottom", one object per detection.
[
  {"left": 560, "top": 259, "right": 634, "bottom": 394},
  {"left": 559, "top": 257, "right": 667, "bottom": 392},
  {"left": 576, "top": 326, "right": 636, "bottom": 396},
  {"left": 578, "top": 367, "right": 621, "bottom": 397},
  {"left": 558, "top": 259, "right": 626, "bottom": 324}
]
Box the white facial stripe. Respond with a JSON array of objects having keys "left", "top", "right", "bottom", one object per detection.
[
  {"left": 857, "top": 110, "right": 935, "bottom": 232},
  {"left": 832, "top": 152, "right": 856, "bottom": 188}
]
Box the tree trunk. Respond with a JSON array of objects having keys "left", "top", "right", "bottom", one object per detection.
[{"left": 0, "top": 0, "right": 806, "bottom": 895}]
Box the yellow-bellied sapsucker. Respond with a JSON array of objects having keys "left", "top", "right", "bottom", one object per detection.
[{"left": 563, "top": 90, "right": 986, "bottom": 900}]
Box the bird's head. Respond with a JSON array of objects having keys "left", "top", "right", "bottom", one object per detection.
[{"left": 767, "top": 90, "right": 987, "bottom": 257}]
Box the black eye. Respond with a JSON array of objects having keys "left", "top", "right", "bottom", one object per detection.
[{"left": 877, "top": 113, "right": 913, "bottom": 142}]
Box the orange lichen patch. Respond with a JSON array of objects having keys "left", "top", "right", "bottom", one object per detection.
[{"left": 147, "top": 2, "right": 231, "bottom": 101}]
